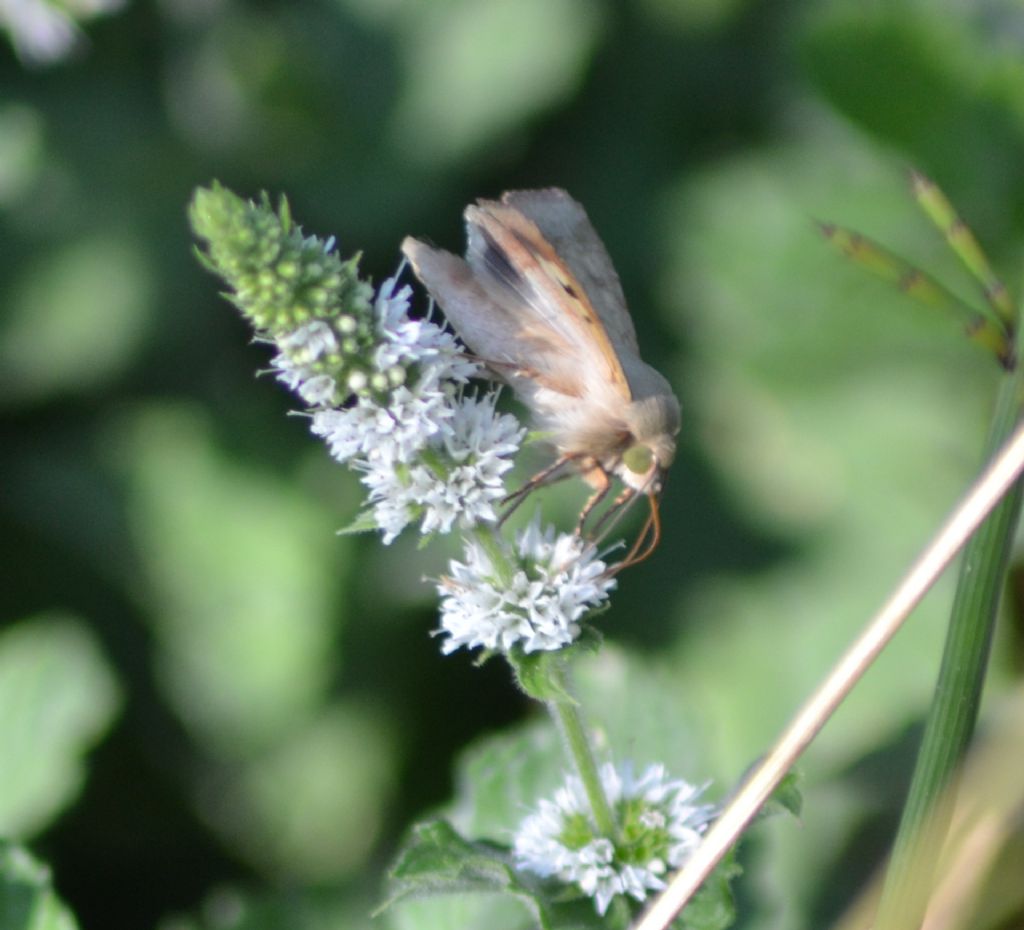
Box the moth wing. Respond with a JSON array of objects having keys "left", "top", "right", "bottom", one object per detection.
[
  {"left": 500, "top": 188, "right": 640, "bottom": 356},
  {"left": 400, "top": 236, "right": 585, "bottom": 397},
  {"left": 465, "top": 199, "right": 633, "bottom": 401}
]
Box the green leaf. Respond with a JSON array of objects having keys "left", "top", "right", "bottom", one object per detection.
[
  {"left": 385, "top": 895, "right": 545, "bottom": 930},
  {"left": 208, "top": 702, "right": 398, "bottom": 882},
  {"left": 449, "top": 723, "right": 567, "bottom": 839},
  {"left": 675, "top": 850, "right": 741, "bottom": 930},
  {"left": 761, "top": 771, "right": 803, "bottom": 821},
  {"left": 336, "top": 508, "right": 380, "bottom": 536},
  {"left": 509, "top": 649, "right": 578, "bottom": 704},
  {"left": 383, "top": 820, "right": 603, "bottom": 930},
  {"left": 0, "top": 842, "right": 80, "bottom": 930},
  {"left": 383, "top": 821, "right": 539, "bottom": 922},
  {"left": 0, "top": 234, "right": 153, "bottom": 407},
  {"left": 572, "top": 649, "right": 718, "bottom": 781},
  {"left": 417, "top": 530, "right": 437, "bottom": 551},
  {"left": 798, "top": 3, "right": 1024, "bottom": 184},
  {"left": 119, "top": 404, "right": 344, "bottom": 752},
  {"left": 727, "top": 762, "right": 803, "bottom": 824},
  {"left": 386, "top": 820, "right": 516, "bottom": 897},
  {"left": 116, "top": 406, "right": 399, "bottom": 881},
  {"left": 391, "top": 0, "right": 605, "bottom": 164},
  {"left": 0, "top": 615, "right": 121, "bottom": 837}
]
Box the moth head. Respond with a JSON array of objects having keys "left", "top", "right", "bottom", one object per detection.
[{"left": 618, "top": 393, "right": 680, "bottom": 492}]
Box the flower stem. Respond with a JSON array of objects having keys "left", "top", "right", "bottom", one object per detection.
[
  {"left": 549, "top": 675, "right": 619, "bottom": 841},
  {"left": 474, "top": 522, "right": 618, "bottom": 836},
  {"left": 876, "top": 343, "right": 1024, "bottom": 928}
]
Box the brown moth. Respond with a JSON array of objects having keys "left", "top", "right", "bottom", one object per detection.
[{"left": 401, "top": 188, "right": 680, "bottom": 568}]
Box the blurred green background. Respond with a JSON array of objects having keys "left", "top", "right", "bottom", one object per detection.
[{"left": 3, "top": 0, "right": 1024, "bottom": 928}]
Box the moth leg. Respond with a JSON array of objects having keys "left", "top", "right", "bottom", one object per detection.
[
  {"left": 576, "top": 467, "right": 613, "bottom": 537},
  {"left": 499, "top": 453, "right": 578, "bottom": 527},
  {"left": 589, "top": 485, "right": 638, "bottom": 540},
  {"left": 466, "top": 355, "right": 546, "bottom": 383}
]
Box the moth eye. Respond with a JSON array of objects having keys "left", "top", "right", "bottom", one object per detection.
[{"left": 622, "top": 443, "right": 654, "bottom": 475}]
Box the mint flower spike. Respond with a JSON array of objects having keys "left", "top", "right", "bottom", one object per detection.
[
  {"left": 513, "top": 762, "right": 715, "bottom": 916},
  {"left": 192, "top": 183, "right": 378, "bottom": 410},
  {"left": 191, "top": 183, "right": 525, "bottom": 545},
  {"left": 436, "top": 515, "right": 616, "bottom": 654}
]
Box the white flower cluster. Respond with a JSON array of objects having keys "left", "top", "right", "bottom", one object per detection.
[
  {"left": 350, "top": 393, "right": 523, "bottom": 543},
  {"left": 279, "top": 274, "right": 523, "bottom": 543},
  {"left": 513, "top": 762, "right": 714, "bottom": 916},
  {"left": 436, "top": 516, "right": 616, "bottom": 654}
]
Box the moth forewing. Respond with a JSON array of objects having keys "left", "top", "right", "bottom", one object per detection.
[
  {"left": 464, "top": 200, "right": 632, "bottom": 400},
  {"left": 403, "top": 189, "right": 680, "bottom": 570},
  {"left": 402, "top": 234, "right": 587, "bottom": 399},
  {"left": 400, "top": 236, "right": 525, "bottom": 369},
  {"left": 500, "top": 189, "right": 639, "bottom": 356}
]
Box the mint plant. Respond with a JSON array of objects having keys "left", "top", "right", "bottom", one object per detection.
[{"left": 189, "top": 183, "right": 741, "bottom": 929}]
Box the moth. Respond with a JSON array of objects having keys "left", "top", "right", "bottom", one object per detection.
[{"left": 401, "top": 188, "right": 680, "bottom": 569}]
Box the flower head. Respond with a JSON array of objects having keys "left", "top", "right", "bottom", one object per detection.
[
  {"left": 310, "top": 384, "right": 457, "bottom": 468},
  {"left": 353, "top": 394, "right": 524, "bottom": 544},
  {"left": 514, "top": 762, "right": 714, "bottom": 915},
  {"left": 436, "top": 515, "right": 615, "bottom": 654},
  {"left": 270, "top": 272, "right": 471, "bottom": 416},
  {"left": 192, "top": 185, "right": 521, "bottom": 544}
]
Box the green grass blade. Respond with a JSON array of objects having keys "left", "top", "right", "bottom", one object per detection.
[
  {"left": 910, "top": 170, "right": 1017, "bottom": 330},
  {"left": 819, "top": 222, "right": 1012, "bottom": 366}
]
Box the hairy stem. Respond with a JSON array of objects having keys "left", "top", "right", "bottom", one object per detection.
[{"left": 549, "top": 682, "right": 619, "bottom": 840}]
